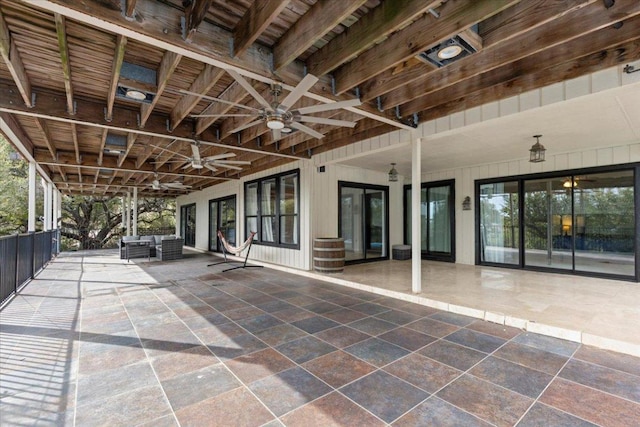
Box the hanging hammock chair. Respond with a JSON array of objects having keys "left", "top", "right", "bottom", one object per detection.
[{"left": 207, "top": 230, "right": 263, "bottom": 272}]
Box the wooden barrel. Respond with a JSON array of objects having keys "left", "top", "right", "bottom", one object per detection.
[{"left": 313, "top": 238, "right": 345, "bottom": 273}]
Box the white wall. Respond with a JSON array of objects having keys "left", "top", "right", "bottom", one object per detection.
[{"left": 177, "top": 160, "right": 313, "bottom": 270}]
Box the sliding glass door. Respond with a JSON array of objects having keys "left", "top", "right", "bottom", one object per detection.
[
  {"left": 477, "top": 166, "right": 636, "bottom": 280},
  {"left": 180, "top": 204, "right": 196, "bottom": 247},
  {"left": 404, "top": 180, "right": 455, "bottom": 262},
  {"left": 339, "top": 182, "right": 389, "bottom": 263},
  {"left": 209, "top": 196, "right": 236, "bottom": 252}
]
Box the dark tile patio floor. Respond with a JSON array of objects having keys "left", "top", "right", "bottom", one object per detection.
[{"left": 1, "top": 250, "right": 640, "bottom": 426}]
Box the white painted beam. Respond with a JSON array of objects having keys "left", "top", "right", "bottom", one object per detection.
[{"left": 411, "top": 134, "right": 422, "bottom": 293}]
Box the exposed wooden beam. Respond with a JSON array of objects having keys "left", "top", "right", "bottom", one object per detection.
[
  {"left": 273, "top": 0, "right": 366, "bottom": 71},
  {"left": 381, "top": 0, "right": 640, "bottom": 110},
  {"left": 306, "top": 0, "right": 440, "bottom": 77},
  {"left": 140, "top": 51, "right": 182, "bottom": 128},
  {"left": 0, "top": 112, "right": 35, "bottom": 156},
  {"left": 358, "top": 0, "right": 594, "bottom": 102},
  {"left": 333, "top": 0, "right": 518, "bottom": 95},
  {"left": 417, "top": 38, "right": 640, "bottom": 123},
  {"left": 169, "top": 65, "right": 225, "bottom": 130},
  {"left": 25, "top": 0, "right": 409, "bottom": 130},
  {"left": 106, "top": 34, "right": 127, "bottom": 121},
  {"left": 117, "top": 133, "right": 137, "bottom": 167},
  {"left": 54, "top": 13, "right": 74, "bottom": 115},
  {"left": 402, "top": 17, "right": 640, "bottom": 116},
  {"left": 34, "top": 118, "right": 57, "bottom": 160},
  {"left": 234, "top": 0, "right": 290, "bottom": 58},
  {"left": 70, "top": 122, "right": 81, "bottom": 164},
  {"left": 0, "top": 80, "right": 303, "bottom": 160},
  {"left": 135, "top": 136, "right": 163, "bottom": 169},
  {"left": 97, "top": 128, "right": 108, "bottom": 166},
  {"left": 125, "top": 0, "right": 137, "bottom": 19},
  {"left": 194, "top": 81, "right": 251, "bottom": 135},
  {"left": 0, "top": 9, "right": 32, "bottom": 107},
  {"left": 184, "top": 0, "right": 214, "bottom": 41}
]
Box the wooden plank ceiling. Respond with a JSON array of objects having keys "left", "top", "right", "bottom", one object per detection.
[{"left": 0, "top": 0, "right": 638, "bottom": 196}]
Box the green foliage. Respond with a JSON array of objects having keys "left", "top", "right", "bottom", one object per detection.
[{"left": 0, "top": 135, "right": 43, "bottom": 235}]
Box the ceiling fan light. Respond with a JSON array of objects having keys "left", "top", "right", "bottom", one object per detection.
[
  {"left": 437, "top": 45, "right": 463, "bottom": 59},
  {"left": 267, "top": 118, "right": 284, "bottom": 129},
  {"left": 125, "top": 89, "right": 147, "bottom": 100},
  {"left": 281, "top": 126, "right": 292, "bottom": 133}
]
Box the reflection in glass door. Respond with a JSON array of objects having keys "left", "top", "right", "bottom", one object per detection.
[
  {"left": 180, "top": 204, "right": 196, "bottom": 247},
  {"left": 404, "top": 180, "right": 455, "bottom": 262},
  {"left": 339, "top": 182, "right": 388, "bottom": 263},
  {"left": 479, "top": 181, "right": 519, "bottom": 265},
  {"left": 209, "top": 196, "right": 236, "bottom": 252}
]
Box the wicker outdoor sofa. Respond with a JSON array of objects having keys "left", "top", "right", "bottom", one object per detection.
[{"left": 119, "top": 235, "right": 184, "bottom": 261}]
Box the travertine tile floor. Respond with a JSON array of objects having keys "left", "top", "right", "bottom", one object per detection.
[{"left": 1, "top": 250, "right": 639, "bottom": 426}]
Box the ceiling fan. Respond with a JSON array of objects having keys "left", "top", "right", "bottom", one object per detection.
[
  {"left": 187, "top": 70, "right": 362, "bottom": 141},
  {"left": 148, "top": 173, "right": 192, "bottom": 191},
  {"left": 150, "top": 143, "right": 250, "bottom": 172}
]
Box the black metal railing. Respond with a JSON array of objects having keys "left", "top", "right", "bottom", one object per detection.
[{"left": 0, "top": 229, "right": 60, "bottom": 306}]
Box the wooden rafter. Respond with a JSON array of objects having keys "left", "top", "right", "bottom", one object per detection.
[
  {"left": 194, "top": 81, "right": 251, "bottom": 135},
  {"left": 234, "top": 0, "right": 290, "bottom": 58},
  {"left": 0, "top": 8, "right": 32, "bottom": 107},
  {"left": 381, "top": 0, "right": 640, "bottom": 110},
  {"left": 140, "top": 51, "right": 182, "bottom": 128},
  {"left": 117, "top": 133, "right": 137, "bottom": 167},
  {"left": 401, "top": 16, "right": 640, "bottom": 117},
  {"left": 54, "top": 13, "right": 74, "bottom": 115},
  {"left": 273, "top": 0, "right": 366, "bottom": 71},
  {"left": 97, "top": 128, "right": 108, "bottom": 166},
  {"left": 306, "top": 0, "right": 440, "bottom": 77},
  {"left": 169, "top": 65, "right": 225, "bottom": 130},
  {"left": 333, "top": 0, "right": 518, "bottom": 95},
  {"left": 34, "top": 118, "right": 57, "bottom": 160},
  {"left": 184, "top": 0, "right": 214, "bottom": 41},
  {"left": 125, "top": 0, "right": 137, "bottom": 19},
  {"left": 105, "top": 34, "right": 127, "bottom": 121},
  {"left": 70, "top": 122, "right": 80, "bottom": 164}
]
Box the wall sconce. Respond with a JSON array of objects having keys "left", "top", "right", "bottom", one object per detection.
[
  {"left": 388, "top": 163, "right": 398, "bottom": 182},
  {"left": 462, "top": 196, "right": 471, "bottom": 210},
  {"left": 529, "top": 134, "right": 546, "bottom": 163}
]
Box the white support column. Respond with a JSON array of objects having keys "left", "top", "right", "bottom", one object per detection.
[
  {"left": 42, "top": 178, "right": 50, "bottom": 231},
  {"left": 52, "top": 187, "right": 59, "bottom": 229},
  {"left": 121, "top": 196, "right": 126, "bottom": 235},
  {"left": 132, "top": 187, "right": 138, "bottom": 236},
  {"left": 126, "top": 191, "right": 132, "bottom": 236},
  {"left": 28, "top": 161, "right": 36, "bottom": 232},
  {"left": 411, "top": 134, "right": 422, "bottom": 294},
  {"left": 46, "top": 182, "right": 53, "bottom": 230}
]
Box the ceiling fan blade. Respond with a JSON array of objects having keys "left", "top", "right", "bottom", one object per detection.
[
  {"left": 190, "top": 144, "right": 201, "bottom": 163},
  {"left": 214, "top": 160, "right": 251, "bottom": 165},
  {"left": 178, "top": 89, "right": 261, "bottom": 112},
  {"left": 229, "top": 119, "right": 264, "bottom": 134},
  {"left": 149, "top": 144, "right": 190, "bottom": 159},
  {"left": 204, "top": 163, "right": 218, "bottom": 172},
  {"left": 226, "top": 69, "right": 272, "bottom": 111},
  {"left": 272, "top": 128, "right": 282, "bottom": 142},
  {"left": 279, "top": 74, "right": 318, "bottom": 111},
  {"left": 298, "top": 116, "right": 357, "bottom": 128},
  {"left": 295, "top": 98, "right": 362, "bottom": 115},
  {"left": 289, "top": 122, "right": 324, "bottom": 139},
  {"left": 190, "top": 113, "right": 256, "bottom": 118},
  {"left": 217, "top": 164, "right": 244, "bottom": 171},
  {"left": 204, "top": 153, "right": 236, "bottom": 161}
]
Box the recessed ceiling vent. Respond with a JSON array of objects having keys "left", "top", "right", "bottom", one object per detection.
[
  {"left": 104, "top": 133, "right": 126, "bottom": 155},
  {"left": 419, "top": 35, "right": 477, "bottom": 68},
  {"left": 116, "top": 61, "right": 157, "bottom": 103}
]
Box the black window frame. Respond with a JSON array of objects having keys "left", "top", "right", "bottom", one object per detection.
[
  {"left": 244, "top": 169, "right": 300, "bottom": 249},
  {"left": 475, "top": 162, "right": 639, "bottom": 282}
]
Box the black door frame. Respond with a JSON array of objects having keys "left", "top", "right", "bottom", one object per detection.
[
  {"left": 338, "top": 181, "right": 390, "bottom": 265},
  {"left": 180, "top": 203, "right": 196, "bottom": 247},
  {"left": 208, "top": 195, "right": 236, "bottom": 252}
]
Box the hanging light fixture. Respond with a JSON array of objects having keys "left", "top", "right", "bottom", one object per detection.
[
  {"left": 529, "top": 134, "right": 546, "bottom": 163},
  {"left": 388, "top": 163, "right": 398, "bottom": 182}
]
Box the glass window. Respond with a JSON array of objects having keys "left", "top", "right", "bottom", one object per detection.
[
  {"left": 244, "top": 170, "right": 299, "bottom": 248},
  {"left": 479, "top": 181, "right": 520, "bottom": 265},
  {"left": 478, "top": 167, "right": 636, "bottom": 280}
]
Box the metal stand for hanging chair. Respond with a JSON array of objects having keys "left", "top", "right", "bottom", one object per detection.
[{"left": 207, "top": 230, "right": 263, "bottom": 272}]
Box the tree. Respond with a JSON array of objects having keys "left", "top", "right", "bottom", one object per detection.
[
  {"left": 0, "top": 134, "right": 43, "bottom": 235},
  {"left": 60, "top": 195, "right": 175, "bottom": 250}
]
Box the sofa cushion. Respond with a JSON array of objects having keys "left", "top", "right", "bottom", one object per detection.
[
  {"left": 140, "top": 235, "right": 155, "bottom": 243},
  {"left": 122, "top": 235, "right": 140, "bottom": 242},
  {"left": 161, "top": 235, "right": 176, "bottom": 241}
]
